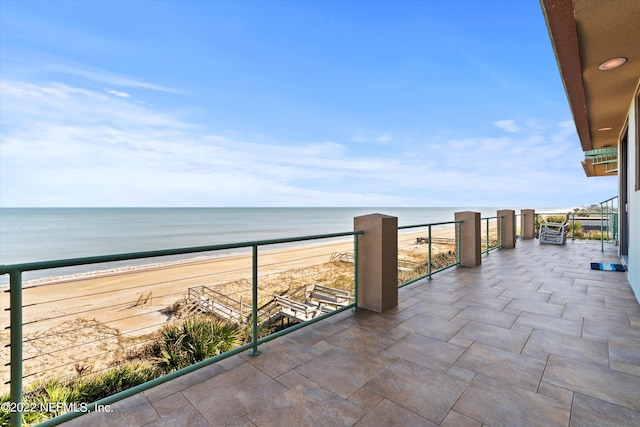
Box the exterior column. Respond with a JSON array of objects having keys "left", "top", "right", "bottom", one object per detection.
[
  {"left": 521, "top": 209, "right": 535, "bottom": 239},
  {"left": 354, "top": 214, "right": 398, "bottom": 313},
  {"left": 498, "top": 209, "right": 516, "bottom": 249},
  {"left": 455, "top": 211, "right": 481, "bottom": 267}
]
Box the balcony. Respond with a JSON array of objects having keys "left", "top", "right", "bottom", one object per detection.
[{"left": 57, "top": 238, "right": 639, "bottom": 426}]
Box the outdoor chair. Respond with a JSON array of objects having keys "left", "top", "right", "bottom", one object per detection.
[{"left": 539, "top": 212, "right": 570, "bottom": 245}]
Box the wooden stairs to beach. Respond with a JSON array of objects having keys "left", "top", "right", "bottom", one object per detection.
[
  {"left": 187, "top": 286, "right": 255, "bottom": 323},
  {"left": 268, "top": 284, "right": 353, "bottom": 323},
  {"left": 272, "top": 295, "right": 322, "bottom": 322},
  {"left": 309, "top": 284, "right": 354, "bottom": 308},
  {"left": 187, "top": 284, "right": 353, "bottom": 326}
]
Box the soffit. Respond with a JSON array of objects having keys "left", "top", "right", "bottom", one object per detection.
[{"left": 542, "top": 0, "right": 640, "bottom": 176}]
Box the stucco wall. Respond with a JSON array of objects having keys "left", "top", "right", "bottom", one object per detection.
[{"left": 624, "top": 89, "right": 639, "bottom": 301}]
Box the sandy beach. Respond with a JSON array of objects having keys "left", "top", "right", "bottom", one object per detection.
[{"left": 1, "top": 225, "right": 467, "bottom": 393}]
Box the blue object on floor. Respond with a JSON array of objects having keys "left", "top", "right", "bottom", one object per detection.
[{"left": 590, "top": 262, "right": 626, "bottom": 272}]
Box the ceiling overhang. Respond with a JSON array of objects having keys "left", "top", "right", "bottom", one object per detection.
[{"left": 540, "top": 0, "right": 640, "bottom": 177}]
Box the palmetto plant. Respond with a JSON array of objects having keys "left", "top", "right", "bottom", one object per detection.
[
  {"left": 155, "top": 315, "right": 241, "bottom": 371},
  {"left": 75, "top": 361, "right": 158, "bottom": 402}
]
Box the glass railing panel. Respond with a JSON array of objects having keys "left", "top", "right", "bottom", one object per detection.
[
  {"left": 397, "top": 221, "right": 460, "bottom": 287},
  {"left": 481, "top": 216, "right": 501, "bottom": 254}
]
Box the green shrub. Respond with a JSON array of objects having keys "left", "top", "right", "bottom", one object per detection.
[
  {"left": 154, "top": 316, "right": 241, "bottom": 372},
  {"left": 544, "top": 215, "right": 567, "bottom": 224},
  {"left": 33, "top": 377, "right": 81, "bottom": 419},
  {"left": 584, "top": 230, "right": 607, "bottom": 240},
  {"left": 1, "top": 393, "right": 10, "bottom": 426},
  {"left": 3, "top": 316, "right": 243, "bottom": 426},
  {"left": 74, "top": 361, "right": 158, "bottom": 402},
  {"left": 3, "top": 362, "right": 159, "bottom": 425}
]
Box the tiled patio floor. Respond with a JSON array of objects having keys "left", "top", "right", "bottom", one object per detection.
[{"left": 63, "top": 239, "right": 640, "bottom": 426}]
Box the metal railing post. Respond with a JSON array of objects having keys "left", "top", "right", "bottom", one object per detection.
[
  {"left": 571, "top": 212, "right": 575, "bottom": 241},
  {"left": 427, "top": 225, "right": 433, "bottom": 280},
  {"left": 352, "top": 233, "right": 359, "bottom": 312},
  {"left": 456, "top": 222, "right": 461, "bottom": 266},
  {"left": 485, "top": 218, "right": 489, "bottom": 254},
  {"left": 499, "top": 217, "right": 503, "bottom": 249},
  {"left": 248, "top": 245, "right": 260, "bottom": 356},
  {"left": 9, "top": 270, "right": 23, "bottom": 427},
  {"left": 600, "top": 203, "right": 605, "bottom": 252}
]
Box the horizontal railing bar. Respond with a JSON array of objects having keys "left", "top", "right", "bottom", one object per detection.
[
  {"left": 398, "top": 220, "right": 461, "bottom": 230},
  {"left": 599, "top": 195, "right": 618, "bottom": 204},
  {"left": 0, "top": 230, "right": 364, "bottom": 274}
]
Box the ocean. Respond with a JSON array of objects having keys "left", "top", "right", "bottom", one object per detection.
[{"left": 0, "top": 207, "right": 562, "bottom": 284}]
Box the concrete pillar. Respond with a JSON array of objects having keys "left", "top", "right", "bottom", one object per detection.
[
  {"left": 455, "top": 211, "right": 481, "bottom": 267},
  {"left": 498, "top": 209, "right": 516, "bottom": 249},
  {"left": 521, "top": 209, "right": 535, "bottom": 239},
  {"left": 353, "top": 214, "right": 398, "bottom": 313}
]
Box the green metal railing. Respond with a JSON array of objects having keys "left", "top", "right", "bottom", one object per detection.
[
  {"left": 2, "top": 208, "right": 554, "bottom": 426},
  {"left": 600, "top": 196, "right": 618, "bottom": 252},
  {"left": 535, "top": 203, "right": 618, "bottom": 247},
  {"left": 515, "top": 213, "right": 523, "bottom": 240},
  {"left": 1, "top": 231, "right": 363, "bottom": 427},
  {"left": 481, "top": 216, "right": 503, "bottom": 254},
  {"left": 397, "top": 221, "right": 462, "bottom": 287}
]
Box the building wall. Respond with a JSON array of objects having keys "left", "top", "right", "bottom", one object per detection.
[{"left": 624, "top": 87, "right": 639, "bottom": 301}]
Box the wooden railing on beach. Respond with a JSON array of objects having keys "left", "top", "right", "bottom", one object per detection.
[
  {"left": 329, "top": 251, "right": 354, "bottom": 263},
  {"left": 416, "top": 237, "right": 456, "bottom": 245},
  {"left": 332, "top": 250, "right": 419, "bottom": 272},
  {"left": 187, "top": 284, "right": 353, "bottom": 325},
  {"left": 187, "top": 286, "right": 254, "bottom": 323}
]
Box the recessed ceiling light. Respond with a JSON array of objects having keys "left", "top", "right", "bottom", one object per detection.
[
  {"left": 599, "top": 57, "right": 627, "bottom": 70},
  {"left": 598, "top": 127, "right": 613, "bottom": 131}
]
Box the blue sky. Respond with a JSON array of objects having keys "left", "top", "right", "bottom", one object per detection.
[{"left": 0, "top": 0, "right": 617, "bottom": 207}]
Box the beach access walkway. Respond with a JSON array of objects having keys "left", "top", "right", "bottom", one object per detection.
[
  {"left": 187, "top": 284, "right": 354, "bottom": 325},
  {"left": 61, "top": 239, "right": 640, "bottom": 426}
]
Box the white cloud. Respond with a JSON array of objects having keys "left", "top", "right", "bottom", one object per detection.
[
  {"left": 45, "top": 62, "right": 184, "bottom": 94},
  {"left": 1, "top": 80, "right": 192, "bottom": 129},
  {"left": 0, "top": 79, "right": 616, "bottom": 208},
  {"left": 350, "top": 132, "right": 393, "bottom": 143},
  {"left": 493, "top": 119, "right": 521, "bottom": 133},
  {"left": 105, "top": 89, "right": 131, "bottom": 98},
  {"left": 0, "top": 80, "right": 402, "bottom": 206}
]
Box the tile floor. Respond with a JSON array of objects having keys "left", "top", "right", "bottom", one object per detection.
[{"left": 62, "top": 239, "right": 640, "bottom": 426}]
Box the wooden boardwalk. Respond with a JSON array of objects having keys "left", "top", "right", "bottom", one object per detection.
[
  {"left": 187, "top": 286, "right": 254, "bottom": 323},
  {"left": 416, "top": 236, "right": 456, "bottom": 245},
  {"left": 187, "top": 284, "right": 353, "bottom": 325}
]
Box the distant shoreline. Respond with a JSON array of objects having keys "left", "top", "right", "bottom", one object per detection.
[{"left": 0, "top": 225, "right": 464, "bottom": 289}]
